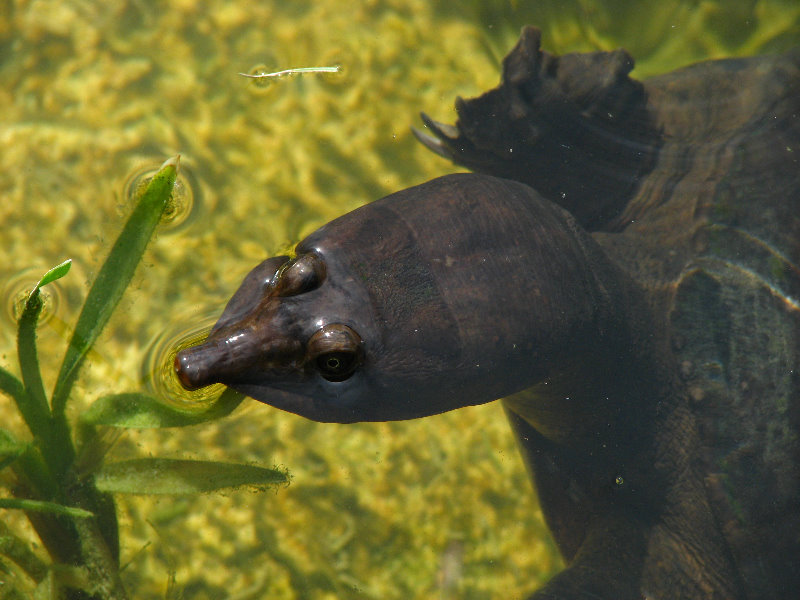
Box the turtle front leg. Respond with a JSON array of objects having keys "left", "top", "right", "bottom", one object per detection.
[
  {"left": 505, "top": 389, "right": 746, "bottom": 600},
  {"left": 413, "top": 25, "right": 660, "bottom": 229},
  {"left": 504, "top": 405, "right": 651, "bottom": 600},
  {"left": 525, "top": 520, "right": 648, "bottom": 600}
]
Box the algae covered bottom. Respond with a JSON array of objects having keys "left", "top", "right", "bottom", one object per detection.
[{"left": 2, "top": 1, "right": 800, "bottom": 598}]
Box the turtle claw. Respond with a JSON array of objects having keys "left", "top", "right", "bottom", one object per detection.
[
  {"left": 413, "top": 112, "right": 466, "bottom": 161},
  {"left": 419, "top": 112, "right": 460, "bottom": 140},
  {"left": 411, "top": 126, "right": 454, "bottom": 160}
]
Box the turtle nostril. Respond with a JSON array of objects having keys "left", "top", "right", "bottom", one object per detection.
[{"left": 174, "top": 347, "right": 212, "bottom": 390}]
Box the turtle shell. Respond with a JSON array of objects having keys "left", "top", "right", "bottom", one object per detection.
[
  {"left": 642, "top": 51, "right": 800, "bottom": 597},
  {"left": 418, "top": 26, "right": 800, "bottom": 598}
]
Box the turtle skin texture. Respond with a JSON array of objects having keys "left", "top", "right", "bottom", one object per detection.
[
  {"left": 416, "top": 26, "right": 800, "bottom": 600},
  {"left": 174, "top": 25, "right": 800, "bottom": 600}
]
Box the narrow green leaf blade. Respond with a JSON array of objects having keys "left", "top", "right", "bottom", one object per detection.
[
  {"left": 0, "top": 519, "right": 48, "bottom": 582},
  {"left": 16, "top": 289, "right": 52, "bottom": 442},
  {"left": 16, "top": 261, "right": 80, "bottom": 473},
  {"left": 12, "top": 445, "right": 59, "bottom": 500},
  {"left": 52, "top": 156, "right": 179, "bottom": 414},
  {"left": 34, "top": 259, "right": 72, "bottom": 294},
  {"left": 94, "top": 458, "right": 289, "bottom": 495},
  {"left": 9, "top": 260, "right": 72, "bottom": 442},
  {"left": 0, "top": 366, "right": 27, "bottom": 415},
  {"left": 0, "top": 498, "right": 94, "bottom": 519},
  {"left": 81, "top": 388, "right": 244, "bottom": 429},
  {"left": 0, "top": 428, "right": 25, "bottom": 471},
  {"left": 0, "top": 428, "right": 21, "bottom": 452}
]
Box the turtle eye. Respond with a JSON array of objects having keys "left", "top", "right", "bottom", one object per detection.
[
  {"left": 273, "top": 253, "right": 326, "bottom": 297},
  {"left": 307, "top": 324, "right": 363, "bottom": 382},
  {"left": 316, "top": 352, "right": 357, "bottom": 381}
]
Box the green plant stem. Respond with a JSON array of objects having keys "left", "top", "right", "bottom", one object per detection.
[
  {"left": 17, "top": 291, "right": 52, "bottom": 430},
  {"left": 48, "top": 411, "right": 78, "bottom": 479},
  {"left": 70, "top": 509, "right": 128, "bottom": 599},
  {"left": 51, "top": 156, "right": 179, "bottom": 416},
  {"left": 13, "top": 445, "right": 59, "bottom": 500},
  {"left": 16, "top": 289, "right": 77, "bottom": 478},
  {"left": 11, "top": 447, "right": 85, "bottom": 567},
  {"left": 13, "top": 461, "right": 124, "bottom": 595},
  {"left": 1, "top": 363, "right": 50, "bottom": 459}
]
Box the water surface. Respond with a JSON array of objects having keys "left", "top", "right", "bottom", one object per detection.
[{"left": 1, "top": 1, "right": 799, "bottom": 597}]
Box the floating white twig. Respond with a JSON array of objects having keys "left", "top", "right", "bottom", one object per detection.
[{"left": 238, "top": 66, "right": 341, "bottom": 79}]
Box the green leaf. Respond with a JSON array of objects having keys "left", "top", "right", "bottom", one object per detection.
[
  {"left": 16, "top": 288, "right": 52, "bottom": 443},
  {"left": 94, "top": 458, "right": 289, "bottom": 495},
  {"left": 0, "top": 428, "right": 21, "bottom": 453},
  {"left": 0, "top": 366, "right": 25, "bottom": 407},
  {"left": 17, "top": 260, "right": 72, "bottom": 415},
  {"left": 15, "top": 261, "right": 81, "bottom": 476},
  {"left": 11, "top": 446, "right": 58, "bottom": 500},
  {"left": 8, "top": 260, "right": 75, "bottom": 472},
  {"left": 35, "top": 259, "right": 72, "bottom": 290},
  {"left": 51, "top": 156, "right": 180, "bottom": 415},
  {"left": 0, "top": 429, "right": 25, "bottom": 472},
  {"left": 0, "top": 498, "right": 94, "bottom": 519},
  {"left": 81, "top": 388, "right": 245, "bottom": 429},
  {"left": 0, "top": 519, "right": 48, "bottom": 582}
]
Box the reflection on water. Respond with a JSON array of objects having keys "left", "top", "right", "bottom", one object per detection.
[
  {"left": 2, "top": 267, "right": 64, "bottom": 327},
  {"left": 140, "top": 310, "right": 225, "bottom": 407},
  {"left": 122, "top": 161, "right": 202, "bottom": 233},
  {"left": 1, "top": 1, "right": 799, "bottom": 598}
]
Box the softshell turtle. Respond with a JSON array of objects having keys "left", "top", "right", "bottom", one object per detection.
[{"left": 175, "top": 27, "right": 800, "bottom": 599}]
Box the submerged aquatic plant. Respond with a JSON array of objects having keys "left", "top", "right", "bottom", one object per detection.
[{"left": 0, "top": 156, "right": 288, "bottom": 599}]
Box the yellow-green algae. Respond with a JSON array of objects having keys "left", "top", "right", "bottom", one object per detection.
[{"left": 1, "top": 1, "right": 799, "bottom": 598}]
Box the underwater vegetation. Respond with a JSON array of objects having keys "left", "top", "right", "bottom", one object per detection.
[
  {"left": 0, "top": 157, "right": 288, "bottom": 599},
  {"left": 2, "top": 1, "right": 800, "bottom": 598}
]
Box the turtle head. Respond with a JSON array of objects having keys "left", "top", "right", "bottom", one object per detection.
[
  {"left": 175, "top": 176, "right": 510, "bottom": 423},
  {"left": 174, "top": 249, "right": 387, "bottom": 423}
]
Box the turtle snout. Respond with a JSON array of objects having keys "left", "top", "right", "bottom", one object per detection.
[
  {"left": 174, "top": 320, "right": 307, "bottom": 391},
  {"left": 174, "top": 344, "right": 222, "bottom": 390}
]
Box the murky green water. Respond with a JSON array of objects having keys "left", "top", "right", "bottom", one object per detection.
[{"left": 2, "top": 1, "right": 799, "bottom": 598}]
